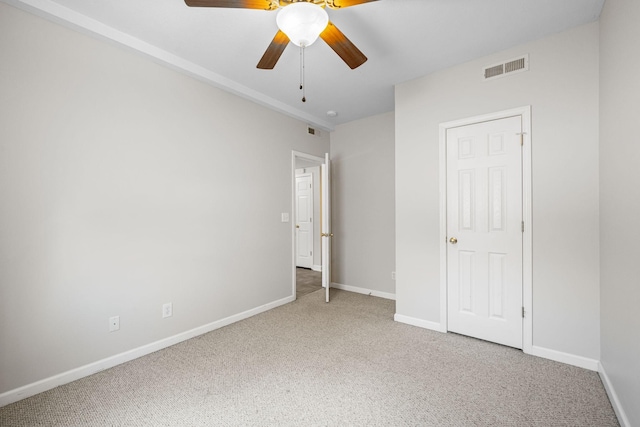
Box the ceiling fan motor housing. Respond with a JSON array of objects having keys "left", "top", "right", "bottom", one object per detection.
[{"left": 276, "top": 2, "right": 329, "bottom": 47}]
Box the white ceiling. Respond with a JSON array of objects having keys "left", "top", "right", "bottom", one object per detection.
[{"left": 5, "top": 0, "right": 605, "bottom": 130}]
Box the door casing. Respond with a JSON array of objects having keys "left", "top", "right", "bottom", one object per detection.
[{"left": 439, "top": 106, "right": 532, "bottom": 354}]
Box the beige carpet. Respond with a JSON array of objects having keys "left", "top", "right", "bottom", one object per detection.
[
  {"left": 296, "top": 267, "right": 322, "bottom": 298},
  {"left": 0, "top": 289, "right": 619, "bottom": 426}
]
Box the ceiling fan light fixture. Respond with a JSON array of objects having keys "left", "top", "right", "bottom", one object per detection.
[{"left": 276, "top": 2, "right": 329, "bottom": 47}]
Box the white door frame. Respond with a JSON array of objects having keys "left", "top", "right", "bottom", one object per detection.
[
  {"left": 291, "top": 151, "right": 325, "bottom": 298},
  {"left": 438, "top": 106, "right": 532, "bottom": 354}
]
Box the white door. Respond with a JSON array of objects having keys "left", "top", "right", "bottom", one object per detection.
[
  {"left": 295, "top": 173, "right": 313, "bottom": 268},
  {"left": 321, "top": 153, "right": 332, "bottom": 303},
  {"left": 446, "top": 116, "right": 523, "bottom": 348}
]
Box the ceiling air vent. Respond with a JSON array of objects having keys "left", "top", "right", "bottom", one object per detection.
[
  {"left": 483, "top": 54, "right": 529, "bottom": 81},
  {"left": 307, "top": 126, "right": 321, "bottom": 137}
]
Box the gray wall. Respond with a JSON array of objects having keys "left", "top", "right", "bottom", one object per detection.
[
  {"left": 599, "top": 0, "right": 640, "bottom": 424},
  {"left": 395, "top": 23, "right": 601, "bottom": 360},
  {"left": 330, "top": 112, "right": 395, "bottom": 295},
  {"left": 0, "top": 3, "right": 329, "bottom": 395}
]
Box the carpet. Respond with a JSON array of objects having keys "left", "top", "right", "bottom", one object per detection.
[
  {"left": 0, "top": 289, "right": 619, "bottom": 426},
  {"left": 296, "top": 267, "right": 322, "bottom": 298}
]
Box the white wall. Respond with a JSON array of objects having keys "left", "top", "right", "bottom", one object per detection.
[
  {"left": 0, "top": 3, "right": 329, "bottom": 397},
  {"left": 330, "top": 112, "right": 395, "bottom": 296},
  {"left": 395, "top": 23, "right": 601, "bottom": 360},
  {"left": 599, "top": 0, "right": 640, "bottom": 424}
]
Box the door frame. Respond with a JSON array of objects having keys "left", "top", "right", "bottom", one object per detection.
[
  {"left": 438, "top": 106, "right": 532, "bottom": 354},
  {"left": 291, "top": 151, "right": 325, "bottom": 299}
]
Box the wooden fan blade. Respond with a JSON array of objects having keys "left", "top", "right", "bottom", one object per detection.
[
  {"left": 325, "top": 0, "right": 378, "bottom": 9},
  {"left": 257, "top": 30, "right": 290, "bottom": 69},
  {"left": 320, "top": 21, "right": 367, "bottom": 69},
  {"left": 184, "top": 0, "right": 277, "bottom": 10}
]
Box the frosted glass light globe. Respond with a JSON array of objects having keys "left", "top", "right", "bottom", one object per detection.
[{"left": 276, "top": 2, "right": 329, "bottom": 47}]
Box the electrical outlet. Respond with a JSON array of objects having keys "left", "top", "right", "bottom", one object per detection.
[
  {"left": 162, "top": 303, "right": 173, "bottom": 318},
  {"left": 109, "top": 316, "right": 120, "bottom": 332},
  {"left": 391, "top": 271, "right": 396, "bottom": 280}
]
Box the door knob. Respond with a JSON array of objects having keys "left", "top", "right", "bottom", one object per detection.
[
  {"left": 449, "top": 237, "right": 458, "bottom": 244},
  {"left": 296, "top": 225, "right": 300, "bottom": 228}
]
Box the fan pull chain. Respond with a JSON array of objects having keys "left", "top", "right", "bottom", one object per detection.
[{"left": 300, "top": 45, "right": 306, "bottom": 103}]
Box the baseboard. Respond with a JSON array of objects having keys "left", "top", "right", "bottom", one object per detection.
[
  {"left": 394, "top": 314, "right": 446, "bottom": 333},
  {"left": 528, "top": 345, "right": 599, "bottom": 371},
  {"left": 599, "top": 362, "right": 631, "bottom": 427},
  {"left": 0, "top": 294, "right": 295, "bottom": 408},
  {"left": 312, "top": 265, "right": 322, "bottom": 272},
  {"left": 331, "top": 282, "right": 395, "bottom": 300}
]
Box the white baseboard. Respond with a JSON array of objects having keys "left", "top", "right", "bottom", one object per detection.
[
  {"left": 331, "top": 282, "right": 395, "bottom": 300},
  {"left": 312, "top": 265, "right": 322, "bottom": 272},
  {"left": 599, "top": 362, "right": 631, "bottom": 427},
  {"left": 394, "top": 314, "right": 446, "bottom": 333},
  {"left": 528, "top": 345, "right": 599, "bottom": 371},
  {"left": 0, "top": 294, "right": 295, "bottom": 408}
]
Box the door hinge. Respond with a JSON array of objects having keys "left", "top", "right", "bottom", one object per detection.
[
  {"left": 517, "top": 132, "right": 526, "bottom": 146},
  {"left": 522, "top": 307, "right": 525, "bottom": 318},
  {"left": 521, "top": 221, "right": 524, "bottom": 232},
  {"left": 310, "top": 251, "right": 312, "bottom": 256}
]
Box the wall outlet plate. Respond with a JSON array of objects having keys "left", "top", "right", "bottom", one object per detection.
[
  {"left": 162, "top": 303, "right": 172, "bottom": 318},
  {"left": 109, "top": 316, "right": 120, "bottom": 332}
]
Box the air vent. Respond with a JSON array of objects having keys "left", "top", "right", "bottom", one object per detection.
[
  {"left": 307, "top": 127, "right": 316, "bottom": 135},
  {"left": 483, "top": 54, "right": 529, "bottom": 81},
  {"left": 485, "top": 64, "right": 504, "bottom": 79}
]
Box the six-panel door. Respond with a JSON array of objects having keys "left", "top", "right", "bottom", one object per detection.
[{"left": 446, "top": 116, "right": 523, "bottom": 349}]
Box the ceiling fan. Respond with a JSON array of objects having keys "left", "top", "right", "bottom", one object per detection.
[{"left": 184, "top": 0, "right": 378, "bottom": 70}]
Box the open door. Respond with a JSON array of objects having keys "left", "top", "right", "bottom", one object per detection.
[{"left": 321, "top": 153, "right": 332, "bottom": 303}]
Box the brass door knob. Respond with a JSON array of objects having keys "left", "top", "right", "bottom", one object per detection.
[
  {"left": 449, "top": 237, "right": 458, "bottom": 244},
  {"left": 296, "top": 225, "right": 300, "bottom": 228}
]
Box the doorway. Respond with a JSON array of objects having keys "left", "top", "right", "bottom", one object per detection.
[
  {"left": 439, "top": 107, "right": 532, "bottom": 352},
  {"left": 292, "top": 152, "right": 325, "bottom": 299}
]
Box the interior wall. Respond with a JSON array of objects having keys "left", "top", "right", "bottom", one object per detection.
[
  {"left": 0, "top": 3, "right": 329, "bottom": 395},
  {"left": 294, "top": 165, "right": 321, "bottom": 269},
  {"left": 330, "top": 112, "right": 395, "bottom": 295},
  {"left": 395, "top": 23, "right": 600, "bottom": 359},
  {"left": 599, "top": 0, "right": 640, "bottom": 424}
]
